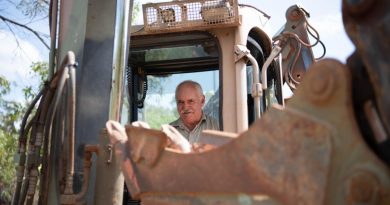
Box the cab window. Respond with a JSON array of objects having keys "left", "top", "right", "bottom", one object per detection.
[{"left": 126, "top": 31, "right": 221, "bottom": 129}]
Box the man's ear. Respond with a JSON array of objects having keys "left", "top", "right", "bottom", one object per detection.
[{"left": 201, "top": 95, "right": 205, "bottom": 105}]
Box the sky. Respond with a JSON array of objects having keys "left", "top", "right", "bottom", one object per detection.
[
  {"left": 133, "top": 0, "right": 355, "bottom": 60},
  {"left": 243, "top": 0, "right": 354, "bottom": 61},
  {"left": 0, "top": 1, "right": 49, "bottom": 101},
  {"left": 0, "top": 0, "right": 354, "bottom": 101}
]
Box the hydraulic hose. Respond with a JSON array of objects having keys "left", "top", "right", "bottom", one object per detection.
[{"left": 11, "top": 52, "right": 78, "bottom": 205}]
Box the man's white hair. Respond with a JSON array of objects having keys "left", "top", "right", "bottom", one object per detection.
[{"left": 175, "top": 80, "right": 204, "bottom": 100}]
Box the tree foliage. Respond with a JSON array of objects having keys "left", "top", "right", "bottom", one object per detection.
[
  {"left": 0, "top": 75, "right": 21, "bottom": 203},
  {"left": 144, "top": 105, "right": 178, "bottom": 129},
  {"left": 17, "top": 0, "right": 49, "bottom": 18},
  {"left": 0, "top": 62, "right": 48, "bottom": 204},
  {"left": 0, "top": 1, "right": 49, "bottom": 199},
  {"left": 0, "top": 0, "right": 141, "bottom": 203}
]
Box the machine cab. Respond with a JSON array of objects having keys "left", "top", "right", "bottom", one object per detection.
[
  {"left": 128, "top": 31, "right": 221, "bottom": 129},
  {"left": 127, "top": 0, "right": 281, "bottom": 134}
]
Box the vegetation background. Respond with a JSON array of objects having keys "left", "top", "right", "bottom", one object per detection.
[
  {"left": 1, "top": 0, "right": 50, "bottom": 203},
  {"left": 0, "top": 1, "right": 140, "bottom": 203}
]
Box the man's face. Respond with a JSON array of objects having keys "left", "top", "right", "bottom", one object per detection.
[{"left": 176, "top": 84, "right": 205, "bottom": 130}]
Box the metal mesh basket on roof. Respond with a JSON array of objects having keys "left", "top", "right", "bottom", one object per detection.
[{"left": 142, "top": 0, "right": 240, "bottom": 33}]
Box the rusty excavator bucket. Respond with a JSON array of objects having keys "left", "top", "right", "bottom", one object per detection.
[
  {"left": 106, "top": 59, "right": 390, "bottom": 205},
  {"left": 104, "top": 0, "right": 390, "bottom": 204}
]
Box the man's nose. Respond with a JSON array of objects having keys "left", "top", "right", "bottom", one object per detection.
[{"left": 183, "top": 102, "right": 191, "bottom": 109}]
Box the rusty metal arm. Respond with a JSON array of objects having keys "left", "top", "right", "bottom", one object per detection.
[
  {"left": 198, "top": 130, "right": 238, "bottom": 146},
  {"left": 107, "top": 59, "right": 390, "bottom": 205},
  {"left": 272, "top": 5, "right": 325, "bottom": 90}
]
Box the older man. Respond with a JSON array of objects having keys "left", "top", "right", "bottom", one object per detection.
[{"left": 170, "top": 80, "right": 219, "bottom": 144}]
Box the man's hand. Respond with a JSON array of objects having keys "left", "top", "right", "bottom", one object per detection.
[{"left": 161, "top": 124, "right": 192, "bottom": 153}]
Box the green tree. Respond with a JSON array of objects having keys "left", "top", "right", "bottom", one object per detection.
[
  {"left": 0, "top": 75, "right": 18, "bottom": 203},
  {"left": 0, "top": 0, "right": 49, "bottom": 201},
  {"left": 144, "top": 105, "right": 178, "bottom": 129},
  {"left": 0, "top": 62, "right": 48, "bottom": 203},
  {"left": 131, "top": 0, "right": 141, "bottom": 24},
  {"left": 0, "top": 0, "right": 140, "bottom": 203}
]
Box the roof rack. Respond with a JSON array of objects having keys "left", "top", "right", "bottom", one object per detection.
[{"left": 143, "top": 0, "right": 240, "bottom": 33}]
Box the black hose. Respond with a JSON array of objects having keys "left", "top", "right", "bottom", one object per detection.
[
  {"left": 307, "top": 23, "right": 326, "bottom": 60},
  {"left": 127, "top": 66, "right": 148, "bottom": 109},
  {"left": 12, "top": 85, "right": 46, "bottom": 205},
  {"left": 13, "top": 52, "right": 78, "bottom": 205}
]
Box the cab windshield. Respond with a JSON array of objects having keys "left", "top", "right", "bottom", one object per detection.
[{"left": 125, "top": 31, "right": 221, "bottom": 129}]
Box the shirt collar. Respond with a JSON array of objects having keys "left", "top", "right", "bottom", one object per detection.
[{"left": 172, "top": 112, "right": 206, "bottom": 131}]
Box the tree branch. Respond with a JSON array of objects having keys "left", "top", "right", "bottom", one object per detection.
[
  {"left": 0, "top": 14, "right": 49, "bottom": 50},
  {"left": 3, "top": 21, "right": 21, "bottom": 49}
]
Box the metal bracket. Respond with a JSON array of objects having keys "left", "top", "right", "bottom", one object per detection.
[
  {"left": 106, "top": 144, "right": 113, "bottom": 164},
  {"left": 234, "top": 44, "right": 250, "bottom": 63},
  {"left": 251, "top": 82, "right": 262, "bottom": 98}
]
